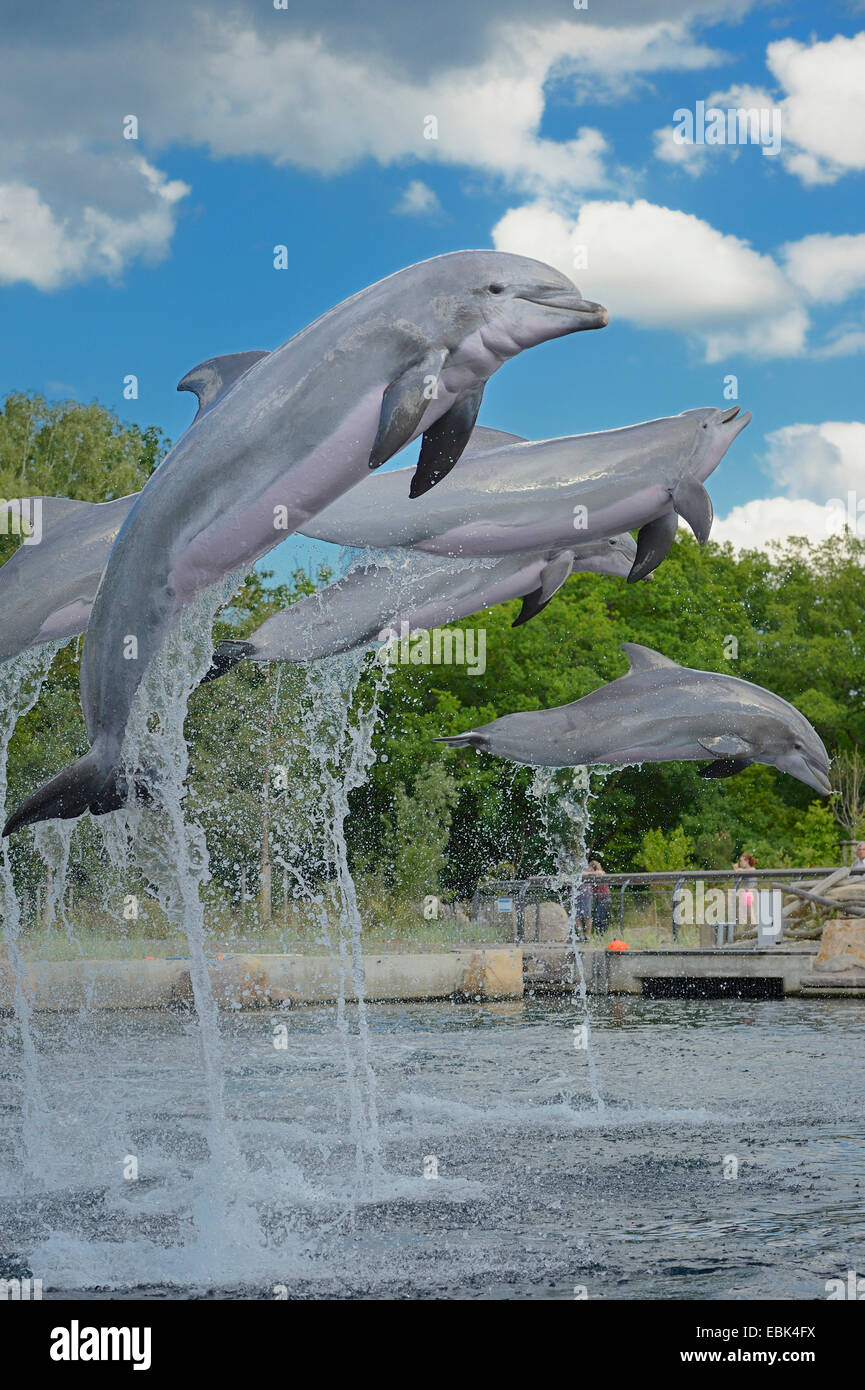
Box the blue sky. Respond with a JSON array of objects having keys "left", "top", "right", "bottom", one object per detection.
[{"left": 1, "top": 0, "right": 863, "bottom": 578}]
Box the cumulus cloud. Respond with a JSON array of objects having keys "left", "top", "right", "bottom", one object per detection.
[
  {"left": 654, "top": 35, "right": 865, "bottom": 186},
  {"left": 392, "top": 181, "right": 442, "bottom": 216},
  {"left": 491, "top": 197, "right": 808, "bottom": 361},
  {"left": 0, "top": 159, "right": 189, "bottom": 291},
  {"left": 713, "top": 420, "right": 865, "bottom": 552},
  {"left": 0, "top": 3, "right": 731, "bottom": 288},
  {"left": 767, "top": 33, "right": 865, "bottom": 185},
  {"left": 780, "top": 232, "right": 865, "bottom": 303},
  {"left": 763, "top": 421, "right": 865, "bottom": 503},
  {"left": 712, "top": 496, "right": 850, "bottom": 551}
]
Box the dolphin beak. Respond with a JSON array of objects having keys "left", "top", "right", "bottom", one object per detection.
[
  {"left": 777, "top": 752, "right": 833, "bottom": 797},
  {"left": 726, "top": 407, "right": 752, "bottom": 438},
  {"left": 517, "top": 288, "right": 609, "bottom": 327}
]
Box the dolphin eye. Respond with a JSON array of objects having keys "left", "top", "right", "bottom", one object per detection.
[
  {"left": 488, "top": 283, "right": 505, "bottom": 294},
  {"left": 702, "top": 422, "right": 708, "bottom": 430}
]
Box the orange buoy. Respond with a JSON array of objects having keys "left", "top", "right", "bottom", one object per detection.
[{"left": 607, "top": 939, "right": 629, "bottom": 951}]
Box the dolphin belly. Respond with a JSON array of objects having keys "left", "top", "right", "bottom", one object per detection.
[{"left": 167, "top": 386, "right": 388, "bottom": 602}]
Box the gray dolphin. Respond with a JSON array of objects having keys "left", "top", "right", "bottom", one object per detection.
[
  {"left": 299, "top": 409, "right": 751, "bottom": 579},
  {"left": 0, "top": 495, "right": 136, "bottom": 664},
  {"left": 436, "top": 643, "right": 832, "bottom": 797},
  {"left": 4, "top": 251, "right": 607, "bottom": 834},
  {"left": 203, "top": 533, "right": 638, "bottom": 676}
]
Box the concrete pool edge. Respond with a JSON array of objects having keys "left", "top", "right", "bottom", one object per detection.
[{"left": 3, "top": 942, "right": 865, "bottom": 1010}]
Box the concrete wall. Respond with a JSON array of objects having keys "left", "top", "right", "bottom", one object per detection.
[{"left": 0, "top": 947, "right": 523, "bottom": 1012}]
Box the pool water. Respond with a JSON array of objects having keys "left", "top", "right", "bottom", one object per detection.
[{"left": 1, "top": 996, "right": 863, "bottom": 1299}]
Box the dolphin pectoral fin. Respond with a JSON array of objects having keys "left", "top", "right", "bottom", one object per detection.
[
  {"left": 512, "top": 586, "right": 547, "bottom": 627},
  {"left": 628, "top": 511, "right": 678, "bottom": 583},
  {"left": 672, "top": 476, "right": 713, "bottom": 544},
  {"left": 369, "top": 348, "right": 448, "bottom": 471},
  {"left": 409, "top": 383, "right": 485, "bottom": 498},
  {"left": 512, "top": 550, "right": 575, "bottom": 627},
  {"left": 178, "top": 351, "right": 271, "bottom": 422},
  {"left": 698, "top": 758, "right": 752, "bottom": 779},
  {"left": 199, "top": 640, "right": 257, "bottom": 686},
  {"left": 697, "top": 734, "right": 752, "bottom": 757},
  {"left": 434, "top": 731, "right": 487, "bottom": 749}
]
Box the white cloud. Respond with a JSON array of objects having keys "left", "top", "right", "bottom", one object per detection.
[
  {"left": 392, "top": 180, "right": 442, "bottom": 216},
  {"left": 767, "top": 33, "right": 865, "bottom": 185},
  {"left": 491, "top": 197, "right": 808, "bottom": 361},
  {"left": 0, "top": 160, "right": 189, "bottom": 291},
  {"left": 715, "top": 419, "right": 865, "bottom": 553},
  {"left": 763, "top": 421, "right": 865, "bottom": 503},
  {"left": 712, "top": 496, "right": 850, "bottom": 551},
  {"left": 781, "top": 232, "right": 865, "bottom": 304},
  {"left": 0, "top": 6, "right": 730, "bottom": 288}
]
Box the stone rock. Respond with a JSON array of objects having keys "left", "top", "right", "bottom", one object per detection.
[
  {"left": 533, "top": 901, "right": 570, "bottom": 943},
  {"left": 816, "top": 919, "right": 865, "bottom": 970}
]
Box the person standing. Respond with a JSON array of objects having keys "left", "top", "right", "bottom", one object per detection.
[
  {"left": 850, "top": 842, "right": 865, "bottom": 874},
  {"left": 589, "top": 860, "right": 611, "bottom": 936}
]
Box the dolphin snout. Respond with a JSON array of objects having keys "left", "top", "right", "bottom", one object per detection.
[
  {"left": 721, "top": 406, "right": 740, "bottom": 423},
  {"left": 517, "top": 288, "right": 609, "bottom": 326}
]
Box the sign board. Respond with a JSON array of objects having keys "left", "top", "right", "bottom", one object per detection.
[{"left": 497, "top": 897, "right": 513, "bottom": 913}]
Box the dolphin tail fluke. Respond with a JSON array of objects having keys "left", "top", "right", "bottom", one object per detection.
[
  {"left": 672, "top": 476, "right": 713, "bottom": 544},
  {"left": 199, "top": 640, "right": 256, "bottom": 686},
  {"left": 87, "top": 765, "right": 159, "bottom": 816},
  {"left": 628, "top": 511, "right": 678, "bottom": 583},
  {"left": 2, "top": 744, "right": 113, "bottom": 836},
  {"left": 410, "top": 384, "right": 485, "bottom": 498}
]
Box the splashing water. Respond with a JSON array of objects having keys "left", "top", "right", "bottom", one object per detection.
[
  {"left": 0, "top": 641, "right": 69, "bottom": 1174},
  {"left": 273, "top": 644, "right": 391, "bottom": 1210},
  {"left": 96, "top": 574, "right": 257, "bottom": 1258},
  {"left": 529, "top": 765, "right": 606, "bottom": 1114}
]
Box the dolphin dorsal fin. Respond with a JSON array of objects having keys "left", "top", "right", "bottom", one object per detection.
[
  {"left": 177, "top": 350, "right": 270, "bottom": 421},
  {"left": 464, "top": 426, "right": 528, "bottom": 454},
  {"left": 621, "top": 642, "right": 682, "bottom": 674}
]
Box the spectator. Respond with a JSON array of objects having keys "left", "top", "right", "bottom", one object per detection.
[
  {"left": 589, "top": 859, "right": 611, "bottom": 936},
  {"left": 734, "top": 852, "right": 758, "bottom": 925},
  {"left": 575, "top": 868, "right": 594, "bottom": 937},
  {"left": 851, "top": 842, "right": 865, "bottom": 875}
]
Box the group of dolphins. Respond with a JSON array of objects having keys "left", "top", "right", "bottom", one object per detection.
[{"left": 0, "top": 250, "right": 831, "bottom": 838}]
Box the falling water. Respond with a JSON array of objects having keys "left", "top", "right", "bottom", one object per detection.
[
  {"left": 0, "top": 641, "right": 68, "bottom": 1173},
  {"left": 97, "top": 574, "right": 253, "bottom": 1256},
  {"left": 272, "top": 643, "right": 391, "bottom": 1207},
  {"left": 529, "top": 764, "right": 606, "bottom": 1114}
]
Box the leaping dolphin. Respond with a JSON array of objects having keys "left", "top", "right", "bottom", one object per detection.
[
  {"left": 298, "top": 409, "right": 751, "bottom": 579},
  {"left": 3, "top": 251, "right": 607, "bottom": 834},
  {"left": 436, "top": 643, "right": 832, "bottom": 797},
  {"left": 203, "top": 533, "right": 639, "bottom": 677},
  {"left": 0, "top": 495, "right": 136, "bottom": 665}
]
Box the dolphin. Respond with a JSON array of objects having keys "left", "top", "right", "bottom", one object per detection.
[
  {"left": 202, "top": 533, "right": 639, "bottom": 677},
  {"left": 3, "top": 251, "right": 607, "bottom": 834},
  {"left": 0, "top": 495, "right": 136, "bottom": 665},
  {"left": 298, "top": 409, "right": 751, "bottom": 578},
  {"left": 0, "top": 419, "right": 648, "bottom": 668},
  {"left": 436, "top": 642, "right": 832, "bottom": 797}
]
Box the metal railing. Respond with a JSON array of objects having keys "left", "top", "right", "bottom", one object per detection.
[{"left": 471, "top": 867, "right": 857, "bottom": 945}]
